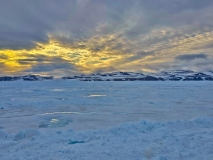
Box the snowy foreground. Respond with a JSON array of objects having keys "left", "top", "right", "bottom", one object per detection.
[{"left": 0, "top": 81, "right": 213, "bottom": 159}]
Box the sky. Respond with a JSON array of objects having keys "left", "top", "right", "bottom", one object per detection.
[{"left": 0, "top": 0, "right": 213, "bottom": 76}]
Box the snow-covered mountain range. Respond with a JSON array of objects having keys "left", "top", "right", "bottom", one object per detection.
[
  {"left": 1, "top": 70, "right": 213, "bottom": 81},
  {"left": 63, "top": 70, "right": 213, "bottom": 81},
  {"left": 0, "top": 75, "right": 53, "bottom": 81}
]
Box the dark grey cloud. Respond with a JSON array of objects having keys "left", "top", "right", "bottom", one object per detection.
[
  {"left": 175, "top": 53, "right": 208, "bottom": 61},
  {"left": 193, "top": 61, "right": 213, "bottom": 71},
  {"left": 142, "top": 58, "right": 213, "bottom": 73},
  {"left": 26, "top": 62, "right": 75, "bottom": 73},
  {"left": 23, "top": 56, "right": 77, "bottom": 73},
  {"left": 143, "top": 63, "right": 181, "bottom": 73},
  {"left": 137, "top": 0, "right": 213, "bottom": 13},
  {"left": 1, "top": 0, "right": 213, "bottom": 50},
  {"left": 150, "top": 55, "right": 213, "bottom": 73},
  {"left": 16, "top": 54, "right": 58, "bottom": 64},
  {"left": 0, "top": 0, "right": 76, "bottom": 49},
  {"left": 122, "top": 0, "right": 213, "bottom": 39}
]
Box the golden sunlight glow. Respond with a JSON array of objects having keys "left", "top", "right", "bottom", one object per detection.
[{"left": 0, "top": 34, "right": 128, "bottom": 75}]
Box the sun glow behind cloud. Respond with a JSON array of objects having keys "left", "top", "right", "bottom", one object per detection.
[
  {"left": 1, "top": 28, "right": 213, "bottom": 76},
  {"left": 0, "top": 34, "right": 128, "bottom": 75}
]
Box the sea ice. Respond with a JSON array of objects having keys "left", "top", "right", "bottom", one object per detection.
[{"left": 0, "top": 81, "right": 213, "bottom": 159}]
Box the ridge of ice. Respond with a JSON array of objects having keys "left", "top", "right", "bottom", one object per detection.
[{"left": 1, "top": 117, "right": 213, "bottom": 159}]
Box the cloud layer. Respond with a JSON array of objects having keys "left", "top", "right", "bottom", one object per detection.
[
  {"left": 0, "top": 0, "right": 213, "bottom": 75},
  {"left": 175, "top": 53, "right": 207, "bottom": 61}
]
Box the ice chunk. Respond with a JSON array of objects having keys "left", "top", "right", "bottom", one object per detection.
[
  {"left": 159, "top": 156, "right": 167, "bottom": 160},
  {"left": 13, "top": 129, "right": 41, "bottom": 141},
  {"left": 0, "top": 130, "right": 7, "bottom": 139},
  {"left": 14, "top": 130, "right": 25, "bottom": 141},
  {"left": 143, "top": 147, "right": 156, "bottom": 159},
  {"left": 56, "top": 131, "right": 62, "bottom": 134},
  {"left": 25, "top": 129, "right": 41, "bottom": 138}
]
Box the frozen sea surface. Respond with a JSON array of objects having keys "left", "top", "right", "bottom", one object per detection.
[
  {"left": 1, "top": 80, "right": 213, "bottom": 132},
  {"left": 0, "top": 81, "right": 213, "bottom": 159}
]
